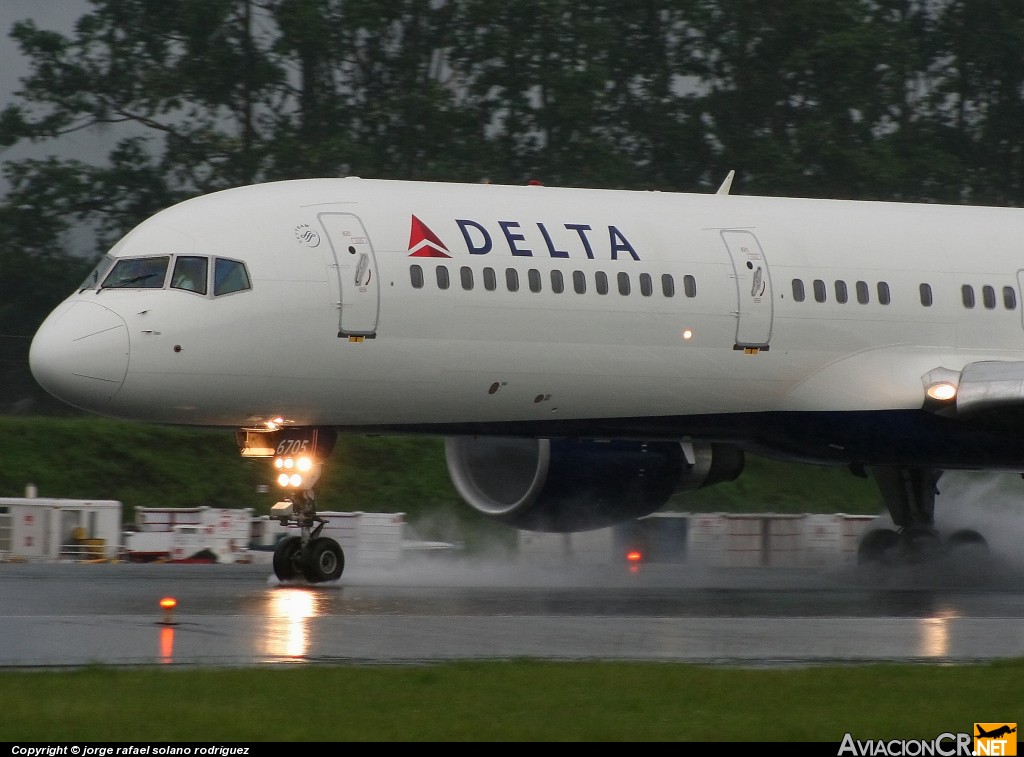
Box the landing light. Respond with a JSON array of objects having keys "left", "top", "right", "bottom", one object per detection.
[
  {"left": 926, "top": 382, "right": 957, "bottom": 401},
  {"left": 271, "top": 455, "right": 323, "bottom": 490},
  {"left": 272, "top": 455, "right": 319, "bottom": 488},
  {"left": 275, "top": 471, "right": 309, "bottom": 489},
  {"left": 921, "top": 367, "right": 960, "bottom": 405}
]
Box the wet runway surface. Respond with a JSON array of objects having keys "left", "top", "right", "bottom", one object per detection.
[{"left": 2, "top": 555, "right": 1024, "bottom": 668}]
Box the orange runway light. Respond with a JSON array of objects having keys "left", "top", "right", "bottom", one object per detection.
[
  {"left": 626, "top": 550, "right": 643, "bottom": 574},
  {"left": 159, "top": 596, "right": 178, "bottom": 625}
]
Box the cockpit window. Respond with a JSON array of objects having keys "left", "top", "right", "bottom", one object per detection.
[
  {"left": 101, "top": 256, "right": 170, "bottom": 289},
  {"left": 214, "top": 258, "right": 251, "bottom": 296},
  {"left": 170, "top": 256, "right": 208, "bottom": 295},
  {"left": 90, "top": 254, "right": 248, "bottom": 296},
  {"left": 79, "top": 256, "right": 114, "bottom": 291}
]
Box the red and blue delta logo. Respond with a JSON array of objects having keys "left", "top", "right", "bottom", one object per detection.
[
  {"left": 406, "top": 215, "right": 641, "bottom": 261},
  {"left": 407, "top": 215, "right": 452, "bottom": 258}
]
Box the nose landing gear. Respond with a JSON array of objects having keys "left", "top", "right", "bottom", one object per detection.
[
  {"left": 270, "top": 491, "right": 345, "bottom": 583},
  {"left": 237, "top": 425, "right": 345, "bottom": 583}
]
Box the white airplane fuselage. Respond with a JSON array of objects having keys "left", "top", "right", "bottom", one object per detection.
[{"left": 28, "top": 177, "right": 1024, "bottom": 471}]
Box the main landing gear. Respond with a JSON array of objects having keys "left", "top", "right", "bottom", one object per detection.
[
  {"left": 236, "top": 426, "right": 345, "bottom": 583},
  {"left": 856, "top": 466, "right": 989, "bottom": 567}
]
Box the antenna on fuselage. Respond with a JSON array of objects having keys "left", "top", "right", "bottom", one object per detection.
[{"left": 716, "top": 170, "right": 735, "bottom": 195}]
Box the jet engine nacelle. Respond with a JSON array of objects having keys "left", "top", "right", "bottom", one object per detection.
[{"left": 444, "top": 437, "right": 744, "bottom": 532}]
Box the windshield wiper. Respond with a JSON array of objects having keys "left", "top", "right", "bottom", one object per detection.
[{"left": 107, "top": 273, "right": 159, "bottom": 288}]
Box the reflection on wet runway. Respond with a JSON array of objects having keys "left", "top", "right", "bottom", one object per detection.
[
  {"left": 160, "top": 625, "right": 175, "bottom": 665},
  {"left": 265, "top": 588, "right": 321, "bottom": 660},
  {"left": 1, "top": 556, "right": 1024, "bottom": 668}
]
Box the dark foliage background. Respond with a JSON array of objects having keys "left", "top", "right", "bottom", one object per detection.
[{"left": 1, "top": 1, "right": 1012, "bottom": 522}]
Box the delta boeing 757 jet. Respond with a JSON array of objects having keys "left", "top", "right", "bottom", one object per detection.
[{"left": 27, "top": 175, "right": 1024, "bottom": 581}]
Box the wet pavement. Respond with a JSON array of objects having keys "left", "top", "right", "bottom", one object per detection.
[{"left": 1, "top": 553, "right": 1023, "bottom": 668}]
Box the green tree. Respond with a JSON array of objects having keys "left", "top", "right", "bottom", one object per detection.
[
  {"left": 0, "top": 202, "right": 91, "bottom": 413},
  {"left": 270, "top": 0, "right": 474, "bottom": 182},
  {"left": 930, "top": 0, "right": 1024, "bottom": 206},
  {"left": 0, "top": 0, "right": 478, "bottom": 411},
  {"left": 448, "top": 0, "right": 710, "bottom": 189},
  {"left": 0, "top": 0, "right": 288, "bottom": 410},
  {"left": 688, "top": 0, "right": 960, "bottom": 201},
  {"left": 0, "top": 0, "right": 483, "bottom": 226},
  {"left": 0, "top": 0, "right": 285, "bottom": 248},
  {"left": 602, "top": 2, "right": 714, "bottom": 190}
]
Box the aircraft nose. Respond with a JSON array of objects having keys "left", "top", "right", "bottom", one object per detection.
[{"left": 29, "top": 301, "right": 130, "bottom": 411}]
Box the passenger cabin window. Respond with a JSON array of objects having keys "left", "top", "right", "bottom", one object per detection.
[
  {"left": 102, "top": 256, "right": 170, "bottom": 289},
  {"left": 813, "top": 279, "right": 826, "bottom": 303},
  {"left": 919, "top": 283, "right": 933, "bottom": 307},
  {"left": 835, "top": 280, "right": 848, "bottom": 304},
  {"left": 1004, "top": 286, "right": 1017, "bottom": 310},
  {"left": 983, "top": 285, "right": 996, "bottom": 309},
  {"left": 573, "top": 270, "right": 586, "bottom": 294},
  {"left": 856, "top": 281, "right": 869, "bottom": 304},
  {"left": 213, "top": 258, "right": 251, "bottom": 296},
  {"left": 617, "top": 272, "right": 630, "bottom": 296},
  {"left": 661, "top": 274, "right": 675, "bottom": 297},
  {"left": 403, "top": 263, "right": 705, "bottom": 304},
  {"left": 683, "top": 275, "right": 697, "bottom": 298},
  {"left": 791, "top": 279, "right": 805, "bottom": 302},
  {"left": 171, "top": 256, "right": 208, "bottom": 295},
  {"left": 639, "top": 273, "right": 653, "bottom": 297},
  {"left": 962, "top": 284, "right": 975, "bottom": 309},
  {"left": 876, "top": 282, "right": 891, "bottom": 305}
]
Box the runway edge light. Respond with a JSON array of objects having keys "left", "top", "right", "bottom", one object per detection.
[{"left": 159, "top": 596, "right": 178, "bottom": 625}]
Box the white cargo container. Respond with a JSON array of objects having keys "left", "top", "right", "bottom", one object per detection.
[
  {"left": 516, "top": 512, "right": 880, "bottom": 569},
  {"left": 125, "top": 506, "right": 253, "bottom": 563},
  {"left": 763, "top": 514, "right": 806, "bottom": 567},
  {"left": 134, "top": 506, "right": 252, "bottom": 536},
  {"left": 685, "top": 513, "right": 728, "bottom": 566},
  {"left": 801, "top": 513, "right": 845, "bottom": 567},
  {"left": 249, "top": 511, "right": 410, "bottom": 566},
  {"left": 322, "top": 511, "right": 405, "bottom": 564},
  {"left": 518, "top": 528, "right": 616, "bottom": 567},
  {"left": 0, "top": 497, "right": 122, "bottom": 561},
  {"left": 838, "top": 514, "right": 880, "bottom": 562}
]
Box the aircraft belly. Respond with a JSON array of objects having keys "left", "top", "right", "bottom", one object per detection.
[{"left": 113, "top": 340, "right": 794, "bottom": 426}]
